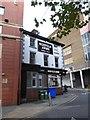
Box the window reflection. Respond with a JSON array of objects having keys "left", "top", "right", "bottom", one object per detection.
[{"left": 81, "top": 31, "right": 90, "bottom": 61}]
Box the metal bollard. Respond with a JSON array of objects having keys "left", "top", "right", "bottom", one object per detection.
[{"left": 48, "top": 92, "right": 52, "bottom": 106}]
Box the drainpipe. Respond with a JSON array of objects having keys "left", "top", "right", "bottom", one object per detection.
[
  {"left": 17, "top": 29, "right": 23, "bottom": 105},
  {"left": 60, "top": 75, "right": 62, "bottom": 87}
]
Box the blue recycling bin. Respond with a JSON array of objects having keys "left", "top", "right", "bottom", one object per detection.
[{"left": 48, "top": 88, "right": 56, "bottom": 97}]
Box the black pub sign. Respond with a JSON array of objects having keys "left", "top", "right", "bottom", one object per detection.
[{"left": 38, "top": 41, "right": 53, "bottom": 54}]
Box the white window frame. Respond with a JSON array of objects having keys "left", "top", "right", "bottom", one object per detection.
[
  {"left": 44, "top": 54, "right": 48, "bottom": 66},
  {"left": 55, "top": 57, "right": 59, "bottom": 67},
  {"left": 31, "top": 72, "right": 37, "bottom": 87},
  {"left": 30, "top": 37, "right": 35, "bottom": 47},
  {"left": 30, "top": 52, "right": 36, "bottom": 64},
  {"left": 38, "top": 74, "right": 42, "bottom": 87}
]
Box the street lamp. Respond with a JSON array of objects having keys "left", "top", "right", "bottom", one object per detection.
[{"left": 0, "top": 6, "right": 5, "bottom": 15}]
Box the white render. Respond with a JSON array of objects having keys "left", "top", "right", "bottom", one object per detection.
[
  {"left": 22, "top": 34, "right": 64, "bottom": 69},
  {"left": 80, "top": 70, "right": 85, "bottom": 88}
]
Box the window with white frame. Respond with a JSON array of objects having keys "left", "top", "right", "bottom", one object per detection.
[
  {"left": 30, "top": 52, "right": 35, "bottom": 64},
  {"left": 55, "top": 57, "right": 58, "bottom": 67},
  {"left": 44, "top": 55, "right": 48, "bottom": 66},
  {"left": 81, "top": 32, "right": 90, "bottom": 61},
  {"left": 38, "top": 74, "right": 42, "bottom": 87},
  {"left": 32, "top": 72, "right": 37, "bottom": 87},
  {"left": 27, "top": 71, "right": 31, "bottom": 87},
  {"left": 30, "top": 37, "right": 35, "bottom": 47},
  {"left": 54, "top": 44, "right": 58, "bottom": 53}
]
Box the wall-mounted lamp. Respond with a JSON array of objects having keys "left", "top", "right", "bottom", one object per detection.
[{"left": 0, "top": 6, "right": 5, "bottom": 15}]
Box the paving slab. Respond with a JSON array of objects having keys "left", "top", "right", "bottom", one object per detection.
[{"left": 2, "top": 91, "right": 77, "bottom": 119}]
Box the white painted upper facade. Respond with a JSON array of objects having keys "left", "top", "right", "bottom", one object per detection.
[{"left": 22, "top": 34, "right": 64, "bottom": 69}]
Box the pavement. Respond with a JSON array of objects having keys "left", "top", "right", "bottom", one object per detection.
[
  {"left": 0, "top": 100, "right": 2, "bottom": 119},
  {"left": 2, "top": 89, "right": 78, "bottom": 119}
]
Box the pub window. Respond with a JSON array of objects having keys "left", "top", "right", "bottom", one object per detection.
[
  {"left": 44, "top": 55, "right": 48, "bottom": 66},
  {"left": 30, "top": 52, "right": 35, "bottom": 64},
  {"left": 39, "top": 79, "right": 42, "bottom": 86},
  {"left": 27, "top": 71, "right": 31, "bottom": 87},
  {"left": 38, "top": 75, "right": 42, "bottom": 87},
  {"left": 30, "top": 37, "right": 35, "bottom": 47},
  {"left": 32, "top": 78, "right": 36, "bottom": 86},
  {"left": 49, "top": 77, "right": 59, "bottom": 87},
  {"left": 55, "top": 57, "right": 58, "bottom": 67},
  {"left": 32, "top": 72, "right": 37, "bottom": 87}
]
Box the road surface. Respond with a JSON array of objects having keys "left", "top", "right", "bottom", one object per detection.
[{"left": 32, "top": 89, "right": 90, "bottom": 119}]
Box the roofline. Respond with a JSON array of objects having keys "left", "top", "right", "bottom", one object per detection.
[
  {"left": 19, "top": 28, "right": 65, "bottom": 47},
  {"left": 48, "top": 29, "right": 58, "bottom": 38}
]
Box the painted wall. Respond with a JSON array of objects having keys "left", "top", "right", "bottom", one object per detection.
[
  {"left": 62, "top": 74, "right": 71, "bottom": 87},
  {"left": 23, "top": 35, "right": 64, "bottom": 69}
]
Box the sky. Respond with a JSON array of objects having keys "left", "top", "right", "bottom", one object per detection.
[
  {"left": 23, "top": 0, "right": 90, "bottom": 37},
  {"left": 23, "top": 0, "right": 56, "bottom": 37}
]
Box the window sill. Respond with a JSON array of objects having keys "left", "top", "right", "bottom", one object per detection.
[
  {"left": 54, "top": 52, "right": 59, "bottom": 55},
  {"left": 29, "top": 46, "right": 37, "bottom": 49}
]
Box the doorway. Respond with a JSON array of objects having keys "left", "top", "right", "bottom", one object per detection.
[{"left": 21, "top": 70, "right": 27, "bottom": 102}]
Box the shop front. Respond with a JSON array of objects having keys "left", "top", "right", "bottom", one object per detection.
[{"left": 20, "top": 63, "right": 67, "bottom": 103}]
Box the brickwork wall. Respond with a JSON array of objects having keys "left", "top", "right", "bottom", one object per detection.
[
  {"left": 1, "top": 1, "right": 23, "bottom": 106},
  {"left": 2, "top": 39, "right": 21, "bottom": 105},
  {"left": 27, "top": 88, "right": 39, "bottom": 101},
  {"left": 56, "top": 29, "right": 86, "bottom": 70},
  {"left": 56, "top": 87, "right": 63, "bottom": 95}
]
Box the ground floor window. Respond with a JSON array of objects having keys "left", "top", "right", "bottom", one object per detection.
[
  {"left": 32, "top": 78, "right": 36, "bottom": 87},
  {"left": 38, "top": 74, "right": 42, "bottom": 87},
  {"left": 31, "top": 72, "right": 37, "bottom": 87},
  {"left": 27, "top": 72, "right": 61, "bottom": 88},
  {"left": 27, "top": 72, "right": 45, "bottom": 88},
  {"left": 27, "top": 71, "right": 37, "bottom": 87},
  {"left": 48, "top": 75, "right": 61, "bottom": 87}
]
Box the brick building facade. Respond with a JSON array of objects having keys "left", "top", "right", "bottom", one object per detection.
[{"left": 1, "top": 1, "right": 24, "bottom": 106}]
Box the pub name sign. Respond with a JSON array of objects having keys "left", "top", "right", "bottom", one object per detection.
[{"left": 38, "top": 41, "right": 53, "bottom": 54}]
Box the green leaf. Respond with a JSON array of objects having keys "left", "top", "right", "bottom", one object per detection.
[
  {"left": 51, "top": 5, "right": 56, "bottom": 11},
  {"left": 34, "top": 18, "right": 39, "bottom": 27},
  {"left": 40, "top": 21, "right": 43, "bottom": 24},
  {"left": 43, "top": 19, "right": 46, "bottom": 22},
  {"left": 31, "top": 1, "right": 89, "bottom": 38},
  {"left": 31, "top": 1, "right": 35, "bottom": 7},
  {"left": 39, "top": 2, "right": 42, "bottom": 5},
  {"left": 44, "top": 1, "right": 48, "bottom": 7},
  {"left": 31, "top": 0, "right": 38, "bottom": 7}
]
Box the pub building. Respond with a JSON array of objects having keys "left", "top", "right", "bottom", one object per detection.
[{"left": 20, "top": 29, "right": 67, "bottom": 103}]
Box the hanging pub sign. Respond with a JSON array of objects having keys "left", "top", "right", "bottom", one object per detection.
[{"left": 38, "top": 41, "right": 53, "bottom": 54}]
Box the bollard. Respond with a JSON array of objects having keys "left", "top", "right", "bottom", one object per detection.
[{"left": 48, "top": 92, "right": 52, "bottom": 106}]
